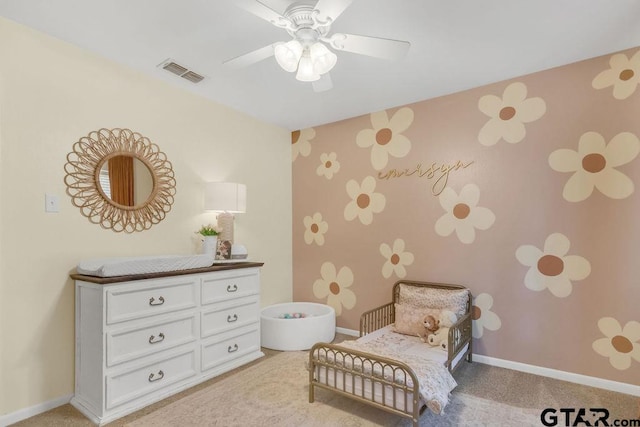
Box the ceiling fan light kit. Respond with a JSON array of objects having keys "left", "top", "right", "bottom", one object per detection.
[
  {"left": 277, "top": 40, "right": 337, "bottom": 82},
  {"left": 229, "top": 0, "right": 410, "bottom": 91},
  {"left": 309, "top": 42, "right": 337, "bottom": 73},
  {"left": 274, "top": 40, "right": 303, "bottom": 72}
]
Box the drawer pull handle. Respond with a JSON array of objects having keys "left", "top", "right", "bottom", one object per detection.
[
  {"left": 228, "top": 344, "right": 239, "bottom": 353},
  {"left": 149, "top": 296, "right": 165, "bottom": 306},
  {"left": 148, "top": 370, "right": 164, "bottom": 382},
  {"left": 226, "top": 284, "right": 238, "bottom": 293},
  {"left": 227, "top": 314, "right": 238, "bottom": 323},
  {"left": 149, "top": 333, "right": 165, "bottom": 344}
]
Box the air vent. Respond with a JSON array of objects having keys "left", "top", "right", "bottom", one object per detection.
[
  {"left": 158, "top": 59, "right": 205, "bottom": 84},
  {"left": 181, "top": 70, "right": 204, "bottom": 83}
]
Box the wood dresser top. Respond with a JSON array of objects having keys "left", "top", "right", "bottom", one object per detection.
[{"left": 70, "top": 261, "right": 264, "bottom": 285}]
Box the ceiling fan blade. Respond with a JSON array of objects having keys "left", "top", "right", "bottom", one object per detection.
[
  {"left": 223, "top": 44, "right": 276, "bottom": 69},
  {"left": 235, "top": 0, "right": 290, "bottom": 27},
  {"left": 329, "top": 33, "right": 410, "bottom": 61},
  {"left": 314, "top": 0, "right": 354, "bottom": 22},
  {"left": 312, "top": 73, "right": 333, "bottom": 92}
]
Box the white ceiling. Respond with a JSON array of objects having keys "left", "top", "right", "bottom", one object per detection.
[{"left": 1, "top": 0, "right": 640, "bottom": 131}]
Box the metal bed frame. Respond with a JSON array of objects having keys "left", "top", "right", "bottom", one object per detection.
[{"left": 309, "top": 280, "right": 472, "bottom": 427}]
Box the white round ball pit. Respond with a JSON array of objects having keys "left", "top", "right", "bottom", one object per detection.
[{"left": 261, "top": 302, "right": 336, "bottom": 351}]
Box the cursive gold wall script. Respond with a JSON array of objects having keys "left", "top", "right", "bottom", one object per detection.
[{"left": 378, "top": 161, "right": 474, "bottom": 195}]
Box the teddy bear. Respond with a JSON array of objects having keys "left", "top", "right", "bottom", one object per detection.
[
  {"left": 418, "top": 314, "right": 440, "bottom": 342},
  {"left": 427, "top": 310, "right": 457, "bottom": 350}
]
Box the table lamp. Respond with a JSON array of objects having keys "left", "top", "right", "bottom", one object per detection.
[{"left": 204, "top": 182, "right": 246, "bottom": 243}]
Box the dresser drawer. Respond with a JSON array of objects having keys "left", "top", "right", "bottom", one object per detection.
[
  {"left": 106, "top": 348, "right": 197, "bottom": 409},
  {"left": 106, "top": 277, "right": 197, "bottom": 324},
  {"left": 107, "top": 314, "right": 197, "bottom": 366},
  {"left": 201, "top": 269, "right": 259, "bottom": 306},
  {"left": 201, "top": 328, "right": 260, "bottom": 371},
  {"left": 201, "top": 296, "right": 259, "bottom": 338}
]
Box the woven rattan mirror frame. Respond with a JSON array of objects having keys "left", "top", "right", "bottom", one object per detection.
[{"left": 64, "top": 128, "right": 176, "bottom": 233}]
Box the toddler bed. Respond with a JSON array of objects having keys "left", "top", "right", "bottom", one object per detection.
[{"left": 308, "top": 280, "right": 472, "bottom": 427}]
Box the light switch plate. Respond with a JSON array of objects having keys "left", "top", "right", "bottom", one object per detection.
[{"left": 45, "top": 193, "right": 59, "bottom": 213}]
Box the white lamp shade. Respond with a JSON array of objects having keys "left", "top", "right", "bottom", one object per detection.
[
  {"left": 310, "top": 42, "right": 337, "bottom": 75},
  {"left": 296, "top": 55, "right": 320, "bottom": 82},
  {"left": 204, "top": 182, "right": 246, "bottom": 213},
  {"left": 274, "top": 40, "right": 303, "bottom": 72}
]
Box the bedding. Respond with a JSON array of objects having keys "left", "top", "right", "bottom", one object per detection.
[
  {"left": 393, "top": 303, "right": 442, "bottom": 336},
  {"left": 397, "top": 283, "right": 468, "bottom": 318}
]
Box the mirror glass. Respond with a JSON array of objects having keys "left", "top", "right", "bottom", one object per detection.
[
  {"left": 98, "top": 156, "right": 155, "bottom": 207},
  {"left": 64, "top": 128, "right": 176, "bottom": 233}
]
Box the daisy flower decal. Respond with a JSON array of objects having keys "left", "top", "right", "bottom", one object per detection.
[
  {"left": 303, "top": 212, "right": 328, "bottom": 246},
  {"left": 344, "top": 176, "right": 386, "bottom": 225},
  {"left": 379, "top": 238, "right": 414, "bottom": 279},
  {"left": 549, "top": 131, "right": 639, "bottom": 202},
  {"left": 434, "top": 184, "right": 495, "bottom": 244},
  {"left": 316, "top": 152, "right": 340, "bottom": 179},
  {"left": 313, "top": 262, "right": 356, "bottom": 316},
  {"left": 592, "top": 50, "right": 640, "bottom": 99},
  {"left": 592, "top": 317, "right": 640, "bottom": 370},
  {"left": 478, "top": 82, "right": 546, "bottom": 146},
  {"left": 472, "top": 293, "right": 502, "bottom": 339},
  {"left": 515, "top": 233, "right": 591, "bottom": 298},
  {"left": 356, "top": 107, "right": 413, "bottom": 170},
  {"left": 292, "top": 128, "right": 315, "bottom": 161}
]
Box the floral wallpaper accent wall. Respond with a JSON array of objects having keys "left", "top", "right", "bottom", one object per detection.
[{"left": 292, "top": 47, "right": 640, "bottom": 386}]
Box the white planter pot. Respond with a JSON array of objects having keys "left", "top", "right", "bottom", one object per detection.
[{"left": 201, "top": 236, "right": 218, "bottom": 255}]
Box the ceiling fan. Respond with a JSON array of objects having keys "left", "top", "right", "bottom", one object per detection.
[{"left": 224, "top": 0, "right": 411, "bottom": 92}]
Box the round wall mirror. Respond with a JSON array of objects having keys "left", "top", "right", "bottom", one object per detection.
[
  {"left": 97, "top": 155, "right": 155, "bottom": 207},
  {"left": 64, "top": 128, "right": 176, "bottom": 233}
]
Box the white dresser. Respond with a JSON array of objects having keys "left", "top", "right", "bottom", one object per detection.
[{"left": 70, "top": 263, "right": 264, "bottom": 425}]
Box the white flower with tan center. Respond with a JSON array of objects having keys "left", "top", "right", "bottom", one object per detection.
[
  {"left": 312, "top": 262, "right": 356, "bottom": 316},
  {"left": 316, "top": 152, "right": 340, "bottom": 179},
  {"left": 477, "top": 82, "right": 546, "bottom": 146},
  {"left": 356, "top": 107, "right": 413, "bottom": 170},
  {"left": 472, "top": 293, "right": 502, "bottom": 339},
  {"left": 548, "top": 131, "right": 639, "bottom": 202},
  {"left": 592, "top": 317, "right": 640, "bottom": 370},
  {"left": 344, "top": 176, "right": 386, "bottom": 225},
  {"left": 434, "top": 184, "right": 495, "bottom": 244},
  {"left": 515, "top": 233, "right": 591, "bottom": 298},
  {"left": 291, "top": 127, "right": 315, "bottom": 161},
  {"left": 303, "top": 212, "right": 328, "bottom": 246},
  {"left": 592, "top": 50, "right": 640, "bottom": 100},
  {"left": 379, "top": 238, "right": 414, "bottom": 279}
]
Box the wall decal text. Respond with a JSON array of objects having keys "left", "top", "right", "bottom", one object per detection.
[{"left": 377, "top": 161, "right": 474, "bottom": 195}]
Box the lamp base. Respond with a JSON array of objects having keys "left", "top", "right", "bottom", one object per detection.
[{"left": 217, "top": 212, "right": 235, "bottom": 243}]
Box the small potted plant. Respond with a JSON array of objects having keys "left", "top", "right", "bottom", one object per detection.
[
  {"left": 196, "top": 224, "right": 222, "bottom": 255},
  {"left": 197, "top": 224, "right": 222, "bottom": 237}
]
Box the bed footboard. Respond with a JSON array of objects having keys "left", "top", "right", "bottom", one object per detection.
[{"left": 309, "top": 342, "right": 422, "bottom": 427}]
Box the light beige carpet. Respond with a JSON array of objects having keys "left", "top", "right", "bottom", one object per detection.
[{"left": 126, "top": 351, "right": 541, "bottom": 427}]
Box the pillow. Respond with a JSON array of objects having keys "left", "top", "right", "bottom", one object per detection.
[
  {"left": 393, "top": 303, "right": 441, "bottom": 336},
  {"left": 397, "top": 284, "right": 469, "bottom": 319}
]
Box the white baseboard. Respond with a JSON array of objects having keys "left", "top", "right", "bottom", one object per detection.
[
  {"left": 336, "top": 326, "right": 359, "bottom": 337},
  {"left": 334, "top": 327, "right": 639, "bottom": 397},
  {"left": 0, "top": 394, "right": 73, "bottom": 427}
]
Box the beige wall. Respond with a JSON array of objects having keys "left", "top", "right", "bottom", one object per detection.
[
  {"left": 292, "top": 47, "right": 640, "bottom": 388},
  {"left": 0, "top": 17, "right": 292, "bottom": 416}
]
